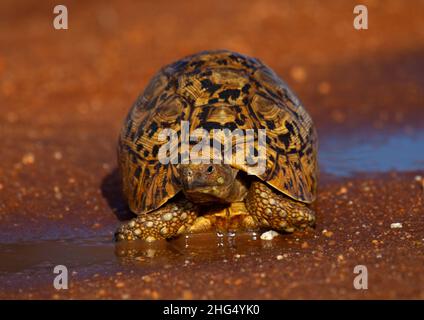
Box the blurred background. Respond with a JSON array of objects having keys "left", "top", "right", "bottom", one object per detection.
[{"left": 0, "top": 0, "right": 423, "bottom": 299}]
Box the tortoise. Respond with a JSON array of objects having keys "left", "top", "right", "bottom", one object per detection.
[{"left": 115, "top": 50, "right": 318, "bottom": 242}]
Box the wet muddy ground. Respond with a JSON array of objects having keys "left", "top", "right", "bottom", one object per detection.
[{"left": 0, "top": 0, "right": 423, "bottom": 299}]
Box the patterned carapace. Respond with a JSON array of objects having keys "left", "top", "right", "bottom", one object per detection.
[{"left": 118, "top": 50, "right": 318, "bottom": 215}]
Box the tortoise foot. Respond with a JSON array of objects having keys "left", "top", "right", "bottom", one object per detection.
[
  {"left": 115, "top": 200, "right": 198, "bottom": 242},
  {"left": 245, "top": 181, "right": 315, "bottom": 233}
]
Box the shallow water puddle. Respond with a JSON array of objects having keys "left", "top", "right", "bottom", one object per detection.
[
  {"left": 0, "top": 237, "right": 115, "bottom": 274},
  {"left": 0, "top": 233, "right": 288, "bottom": 281},
  {"left": 319, "top": 129, "right": 424, "bottom": 176}
]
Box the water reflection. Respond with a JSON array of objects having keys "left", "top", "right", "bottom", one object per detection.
[{"left": 115, "top": 232, "right": 286, "bottom": 265}]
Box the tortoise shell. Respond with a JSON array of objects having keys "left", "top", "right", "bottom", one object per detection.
[{"left": 118, "top": 50, "right": 318, "bottom": 215}]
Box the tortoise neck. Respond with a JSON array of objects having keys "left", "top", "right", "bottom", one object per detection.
[{"left": 226, "top": 176, "right": 249, "bottom": 202}]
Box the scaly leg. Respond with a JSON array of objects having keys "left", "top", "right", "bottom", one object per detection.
[
  {"left": 115, "top": 200, "right": 198, "bottom": 242},
  {"left": 245, "top": 181, "right": 315, "bottom": 233}
]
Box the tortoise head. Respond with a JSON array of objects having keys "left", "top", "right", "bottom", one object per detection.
[{"left": 176, "top": 163, "right": 239, "bottom": 204}]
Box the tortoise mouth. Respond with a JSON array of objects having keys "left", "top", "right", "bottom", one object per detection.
[{"left": 183, "top": 189, "right": 231, "bottom": 205}]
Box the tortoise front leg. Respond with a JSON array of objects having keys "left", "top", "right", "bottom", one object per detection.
[
  {"left": 245, "top": 181, "right": 315, "bottom": 233},
  {"left": 115, "top": 200, "right": 198, "bottom": 242}
]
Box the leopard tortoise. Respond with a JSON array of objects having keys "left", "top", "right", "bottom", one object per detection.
[{"left": 116, "top": 50, "right": 318, "bottom": 242}]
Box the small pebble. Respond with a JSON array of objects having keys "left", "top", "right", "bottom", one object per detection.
[
  {"left": 276, "top": 255, "right": 284, "bottom": 260},
  {"left": 260, "top": 230, "right": 279, "bottom": 240},
  {"left": 322, "top": 229, "right": 334, "bottom": 238},
  {"left": 22, "top": 153, "right": 35, "bottom": 165},
  {"left": 151, "top": 290, "right": 160, "bottom": 299},
  {"left": 337, "top": 187, "right": 348, "bottom": 195},
  {"left": 53, "top": 186, "right": 62, "bottom": 200},
  {"left": 390, "top": 222, "right": 403, "bottom": 229},
  {"left": 415, "top": 176, "right": 424, "bottom": 191}
]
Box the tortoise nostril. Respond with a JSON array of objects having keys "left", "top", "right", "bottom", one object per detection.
[{"left": 206, "top": 165, "right": 214, "bottom": 174}]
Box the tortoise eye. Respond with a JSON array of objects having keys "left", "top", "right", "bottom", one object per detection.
[{"left": 206, "top": 165, "right": 214, "bottom": 174}]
